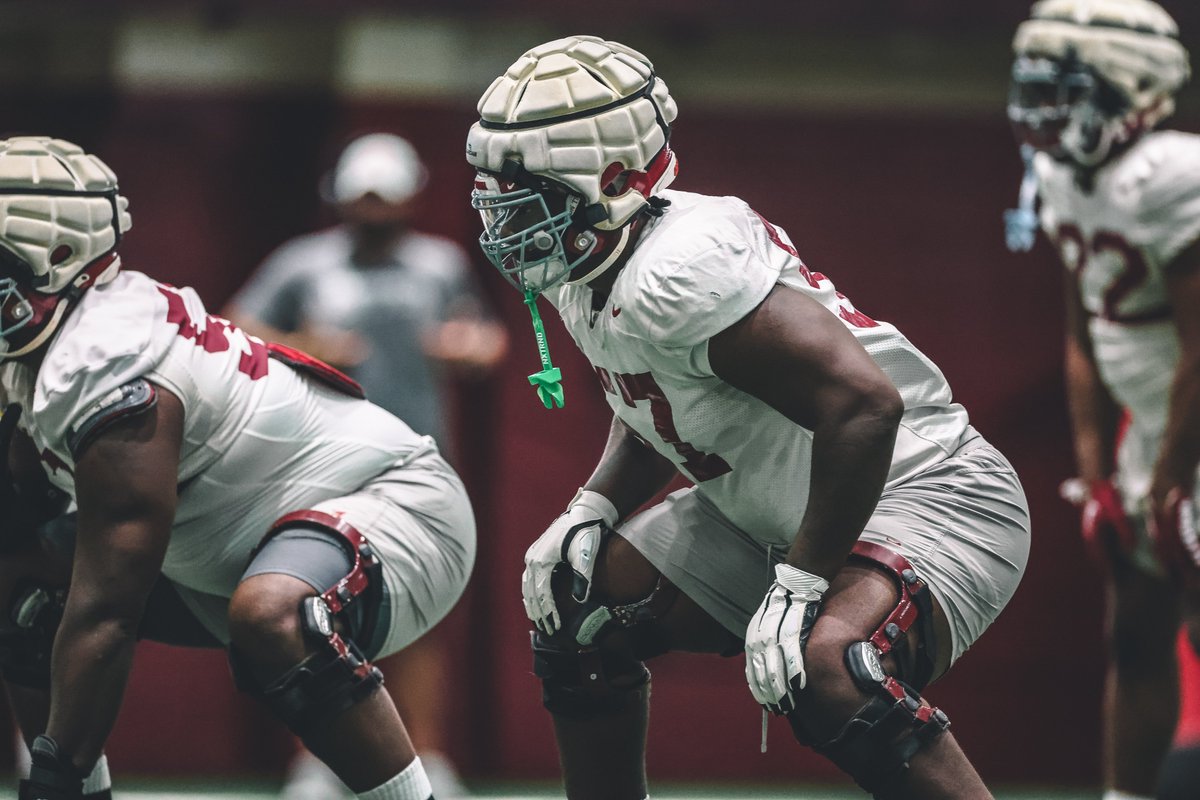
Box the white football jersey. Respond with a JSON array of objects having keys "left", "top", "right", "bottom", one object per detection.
[
  {"left": 1036, "top": 131, "right": 1200, "bottom": 498},
  {"left": 0, "top": 271, "right": 428, "bottom": 597},
  {"left": 544, "top": 189, "right": 971, "bottom": 547}
]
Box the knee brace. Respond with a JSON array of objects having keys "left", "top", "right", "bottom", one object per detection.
[
  {"left": 792, "top": 542, "right": 950, "bottom": 797},
  {"left": 849, "top": 541, "right": 938, "bottom": 689},
  {"left": 231, "top": 510, "right": 385, "bottom": 740},
  {"left": 532, "top": 630, "right": 649, "bottom": 717},
  {"left": 531, "top": 577, "right": 679, "bottom": 717},
  {"left": 0, "top": 579, "right": 65, "bottom": 689}
]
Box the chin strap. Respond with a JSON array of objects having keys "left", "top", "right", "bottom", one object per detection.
[
  {"left": 2, "top": 299, "right": 70, "bottom": 361},
  {"left": 524, "top": 290, "right": 564, "bottom": 409},
  {"left": 0, "top": 253, "right": 123, "bottom": 362}
]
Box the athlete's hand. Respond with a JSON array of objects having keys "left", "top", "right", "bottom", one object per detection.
[
  {"left": 1071, "top": 478, "right": 1137, "bottom": 564},
  {"left": 745, "top": 563, "right": 829, "bottom": 715},
  {"left": 1148, "top": 486, "right": 1200, "bottom": 584},
  {"left": 522, "top": 490, "right": 618, "bottom": 635}
]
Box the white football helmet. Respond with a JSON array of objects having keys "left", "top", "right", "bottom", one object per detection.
[
  {"left": 1009, "top": 0, "right": 1190, "bottom": 166},
  {"left": 466, "top": 35, "right": 678, "bottom": 293},
  {"left": 0, "top": 137, "right": 131, "bottom": 360}
]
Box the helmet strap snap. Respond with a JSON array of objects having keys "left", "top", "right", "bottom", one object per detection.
[{"left": 566, "top": 227, "right": 631, "bottom": 288}]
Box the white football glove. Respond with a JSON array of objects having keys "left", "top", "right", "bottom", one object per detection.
[
  {"left": 745, "top": 563, "right": 829, "bottom": 715},
  {"left": 522, "top": 489, "right": 619, "bottom": 636}
]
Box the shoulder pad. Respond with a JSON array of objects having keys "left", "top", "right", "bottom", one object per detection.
[
  {"left": 615, "top": 196, "right": 782, "bottom": 347},
  {"left": 34, "top": 272, "right": 173, "bottom": 456},
  {"left": 66, "top": 378, "right": 157, "bottom": 458},
  {"left": 1128, "top": 132, "right": 1200, "bottom": 265}
]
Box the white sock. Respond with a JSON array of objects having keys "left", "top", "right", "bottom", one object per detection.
[
  {"left": 1102, "top": 791, "right": 1153, "bottom": 800},
  {"left": 83, "top": 754, "right": 112, "bottom": 794},
  {"left": 357, "top": 757, "right": 432, "bottom": 800}
]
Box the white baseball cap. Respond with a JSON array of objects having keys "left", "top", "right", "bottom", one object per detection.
[{"left": 331, "top": 133, "right": 428, "bottom": 204}]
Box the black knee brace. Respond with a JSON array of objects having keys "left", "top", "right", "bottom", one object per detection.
[
  {"left": 256, "top": 634, "right": 384, "bottom": 741},
  {"left": 231, "top": 510, "right": 385, "bottom": 740},
  {"left": 813, "top": 646, "right": 951, "bottom": 796},
  {"left": 0, "top": 579, "right": 66, "bottom": 689},
  {"left": 531, "top": 577, "right": 680, "bottom": 717},
  {"left": 792, "top": 542, "right": 950, "bottom": 797},
  {"left": 531, "top": 630, "right": 650, "bottom": 717}
]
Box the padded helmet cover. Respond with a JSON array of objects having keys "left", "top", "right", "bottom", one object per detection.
[{"left": 466, "top": 35, "right": 678, "bottom": 231}]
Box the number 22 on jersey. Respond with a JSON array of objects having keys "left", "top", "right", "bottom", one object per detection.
[{"left": 1055, "top": 224, "right": 1165, "bottom": 323}]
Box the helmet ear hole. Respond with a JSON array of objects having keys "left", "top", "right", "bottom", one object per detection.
[
  {"left": 600, "top": 162, "right": 627, "bottom": 197},
  {"left": 49, "top": 244, "right": 73, "bottom": 266},
  {"left": 1093, "top": 79, "right": 1129, "bottom": 117}
]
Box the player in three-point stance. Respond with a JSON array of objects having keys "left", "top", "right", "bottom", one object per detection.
[
  {"left": 1004, "top": 2, "right": 1200, "bottom": 798},
  {"left": 467, "top": 35, "right": 1031, "bottom": 800},
  {"left": 0, "top": 137, "right": 474, "bottom": 800}
]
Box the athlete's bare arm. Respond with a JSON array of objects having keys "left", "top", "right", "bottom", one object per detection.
[
  {"left": 1062, "top": 266, "right": 1121, "bottom": 484},
  {"left": 708, "top": 284, "right": 903, "bottom": 581},
  {"left": 44, "top": 386, "right": 182, "bottom": 772},
  {"left": 1151, "top": 238, "right": 1200, "bottom": 510},
  {"left": 582, "top": 415, "right": 679, "bottom": 521}
]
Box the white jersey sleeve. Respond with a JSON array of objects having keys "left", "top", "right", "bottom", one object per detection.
[
  {"left": 1132, "top": 131, "right": 1200, "bottom": 270},
  {"left": 618, "top": 203, "right": 783, "bottom": 347},
  {"left": 33, "top": 272, "right": 174, "bottom": 460}
]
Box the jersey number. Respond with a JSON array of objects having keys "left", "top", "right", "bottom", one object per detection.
[
  {"left": 754, "top": 210, "right": 878, "bottom": 328},
  {"left": 1055, "top": 224, "right": 1155, "bottom": 322},
  {"left": 157, "top": 285, "right": 270, "bottom": 379},
  {"left": 594, "top": 367, "right": 732, "bottom": 482}
]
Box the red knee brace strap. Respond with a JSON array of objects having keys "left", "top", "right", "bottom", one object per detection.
[
  {"left": 848, "top": 541, "right": 937, "bottom": 689},
  {"left": 262, "top": 510, "right": 384, "bottom": 681},
  {"left": 234, "top": 511, "right": 386, "bottom": 739}
]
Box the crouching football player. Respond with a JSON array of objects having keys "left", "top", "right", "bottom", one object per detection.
[
  {"left": 0, "top": 137, "right": 475, "bottom": 800},
  {"left": 467, "top": 36, "right": 1031, "bottom": 799}
]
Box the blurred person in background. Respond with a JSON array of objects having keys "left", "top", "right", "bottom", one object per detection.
[
  {"left": 1004, "top": 1, "right": 1200, "bottom": 798},
  {"left": 0, "top": 136, "right": 476, "bottom": 800},
  {"left": 226, "top": 132, "right": 506, "bottom": 800},
  {"left": 468, "top": 36, "right": 1031, "bottom": 800}
]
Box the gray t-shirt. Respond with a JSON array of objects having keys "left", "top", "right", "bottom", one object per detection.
[{"left": 230, "top": 226, "right": 482, "bottom": 446}]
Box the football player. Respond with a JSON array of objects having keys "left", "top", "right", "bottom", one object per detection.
[
  {"left": 1005, "top": 1, "right": 1200, "bottom": 798},
  {"left": 468, "top": 36, "right": 1031, "bottom": 800},
  {"left": 0, "top": 136, "right": 476, "bottom": 800}
]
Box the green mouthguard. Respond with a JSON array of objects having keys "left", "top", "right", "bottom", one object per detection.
[{"left": 524, "top": 290, "right": 564, "bottom": 409}]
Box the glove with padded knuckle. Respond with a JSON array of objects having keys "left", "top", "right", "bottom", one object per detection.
[
  {"left": 522, "top": 489, "right": 618, "bottom": 636},
  {"left": 745, "top": 563, "right": 829, "bottom": 716}
]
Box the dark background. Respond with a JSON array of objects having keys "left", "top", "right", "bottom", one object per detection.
[{"left": 3, "top": 0, "right": 1200, "bottom": 790}]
